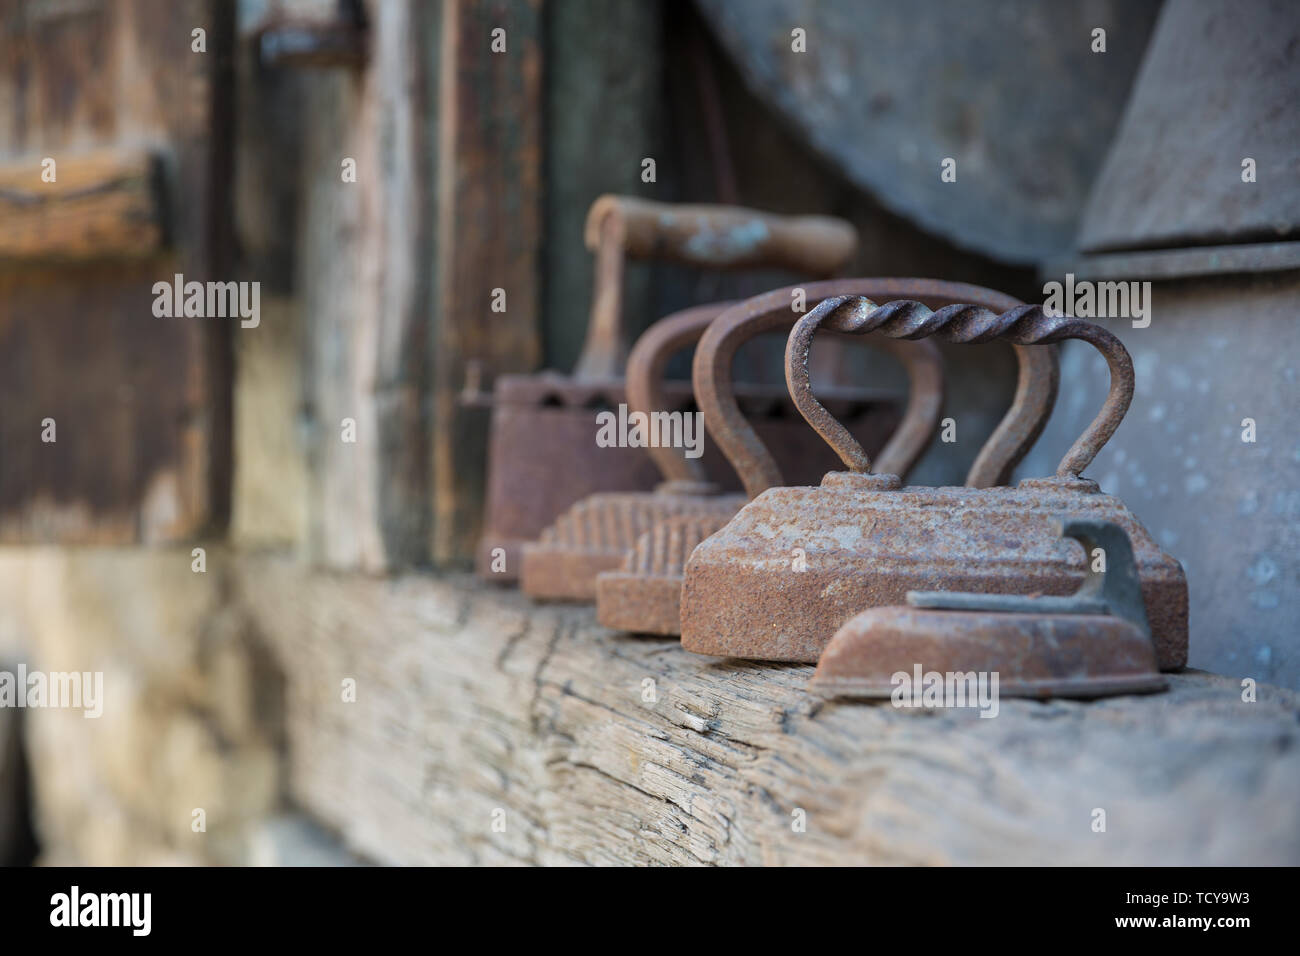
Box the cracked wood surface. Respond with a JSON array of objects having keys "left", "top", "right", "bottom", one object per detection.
[{"left": 238, "top": 559, "right": 1300, "bottom": 865}]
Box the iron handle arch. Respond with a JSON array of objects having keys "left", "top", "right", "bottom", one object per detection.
[
  {"left": 785, "top": 296, "right": 1132, "bottom": 481},
  {"left": 695, "top": 278, "right": 1062, "bottom": 499}
]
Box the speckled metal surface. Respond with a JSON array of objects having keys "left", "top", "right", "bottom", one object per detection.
[
  {"left": 1022, "top": 274, "right": 1300, "bottom": 690},
  {"left": 680, "top": 296, "right": 1188, "bottom": 666},
  {"left": 811, "top": 608, "right": 1164, "bottom": 699},
  {"left": 811, "top": 519, "right": 1167, "bottom": 699}
]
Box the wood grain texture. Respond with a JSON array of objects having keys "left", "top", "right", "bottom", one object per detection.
[
  {"left": 431, "top": 0, "right": 545, "bottom": 566},
  {"left": 0, "top": 149, "right": 165, "bottom": 260},
  {"left": 298, "top": 0, "right": 432, "bottom": 571},
  {"left": 0, "top": 261, "right": 210, "bottom": 543},
  {"left": 543, "top": 0, "right": 665, "bottom": 373},
  {"left": 0, "top": 0, "right": 232, "bottom": 543},
  {"left": 237, "top": 560, "right": 1300, "bottom": 866}
]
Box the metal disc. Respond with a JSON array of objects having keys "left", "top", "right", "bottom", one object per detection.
[{"left": 697, "top": 0, "right": 1161, "bottom": 264}]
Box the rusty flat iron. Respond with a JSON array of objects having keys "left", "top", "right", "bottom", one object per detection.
[
  {"left": 812, "top": 519, "right": 1167, "bottom": 699},
  {"left": 519, "top": 302, "right": 742, "bottom": 602},
  {"left": 597, "top": 278, "right": 1061, "bottom": 636},
  {"left": 680, "top": 292, "right": 1188, "bottom": 667},
  {"left": 477, "top": 196, "right": 858, "bottom": 580},
  {"left": 523, "top": 294, "right": 928, "bottom": 602},
  {"left": 593, "top": 279, "right": 951, "bottom": 629}
]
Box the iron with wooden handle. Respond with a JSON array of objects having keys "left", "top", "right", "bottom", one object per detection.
[
  {"left": 477, "top": 197, "right": 858, "bottom": 581},
  {"left": 575, "top": 195, "right": 858, "bottom": 380}
]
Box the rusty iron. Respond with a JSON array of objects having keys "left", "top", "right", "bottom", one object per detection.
[
  {"left": 597, "top": 278, "right": 1060, "bottom": 635},
  {"left": 477, "top": 196, "right": 858, "bottom": 581},
  {"left": 594, "top": 282, "right": 947, "bottom": 627},
  {"left": 524, "top": 296, "right": 932, "bottom": 601},
  {"left": 519, "top": 303, "right": 746, "bottom": 601},
  {"left": 812, "top": 519, "right": 1167, "bottom": 700},
  {"left": 597, "top": 511, "right": 735, "bottom": 634},
  {"left": 680, "top": 293, "right": 1188, "bottom": 667}
]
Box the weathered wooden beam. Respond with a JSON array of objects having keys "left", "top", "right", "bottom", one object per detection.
[
  {"left": 297, "top": 0, "right": 433, "bottom": 570},
  {"left": 238, "top": 562, "right": 1300, "bottom": 866},
  {"left": 431, "top": 0, "right": 545, "bottom": 566}
]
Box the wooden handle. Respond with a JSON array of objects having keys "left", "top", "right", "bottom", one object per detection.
[
  {"left": 585, "top": 195, "right": 857, "bottom": 275},
  {"left": 574, "top": 195, "right": 858, "bottom": 381}
]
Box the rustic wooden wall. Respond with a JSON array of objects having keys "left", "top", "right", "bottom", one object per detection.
[
  {"left": 236, "top": 0, "right": 1060, "bottom": 571},
  {"left": 0, "top": 0, "right": 233, "bottom": 543},
  {"left": 284, "top": 0, "right": 430, "bottom": 571},
  {"left": 431, "top": 0, "right": 545, "bottom": 565},
  {"left": 271, "top": 0, "right": 544, "bottom": 571}
]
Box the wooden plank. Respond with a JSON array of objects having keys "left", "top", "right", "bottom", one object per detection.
[
  {"left": 0, "top": 0, "right": 233, "bottom": 543},
  {"left": 0, "top": 262, "right": 207, "bottom": 542},
  {"left": 431, "top": 0, "right": 544, "bottom": 566},
  {"left": 0, "top": 148, "right": 165, "bottom": 260},
  {"left": 296, "top": 0, "right": 432, "bottom": 571},
  {"left": 543, "top": 0, "right": 664, "bottom": 371},
  {"left": 238, "top": 561, "right": 1300, "bottom": 866}
]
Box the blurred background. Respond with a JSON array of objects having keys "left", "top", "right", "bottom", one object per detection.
[{"left": 0, "top": 0, "right": 1296, "bottom": 864}]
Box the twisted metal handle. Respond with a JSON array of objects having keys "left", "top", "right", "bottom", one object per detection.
[
  {"left": 695, "top": 278, "right": 1060, "bottom": 498},
  {"left": 786, "top": 296, "right": 1133, "bottom": 480}
]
